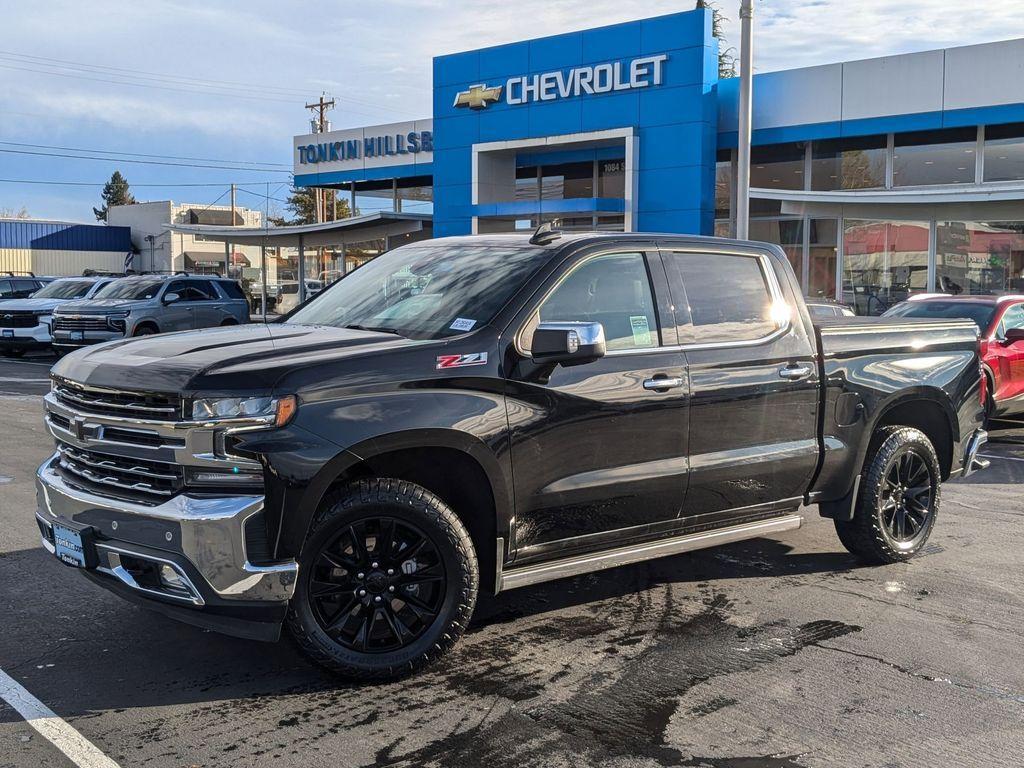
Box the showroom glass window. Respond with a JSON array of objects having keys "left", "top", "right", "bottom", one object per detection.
[
  {"left": 541, "top": 162, "right": 594, "bottom": 199},
  {"left": 893, "top": 128, "right": 977, "bottom": 186},
  {"left": 598, "top": 158, "right": 625, "bottom": 198},
  {"left": 524, "top": 252, "right": 659, "bottom": 352},
  {"left": 664, "top": 252, "right": 778, "bottom": 344},
  {"left": 715, "top": 148, "right": 734, "bottom": 219},
  {"left": 842, "top": 220, "right": 929, "bottom": 315},
  {"left": 750, "top": 142, "right": 806, "bottom": 190},
  {"left": 984, "top": 123, "right": 1024, "bottom": 182},
  {"left": 808, "top": 219, "right": 839, "bottom": 299},
  {"left": 749, "top": 219, "right": 803, "bottom": 288},
  {"left": 935, "top": 221, "right": 1024, "bottom": 295},
  {"left": 811, "top": 135, "right": 887, "bottom": 190}
]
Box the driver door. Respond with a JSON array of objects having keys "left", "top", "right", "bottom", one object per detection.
[{"left": 504, "top": 250, "right": 689, "bottom": 560}]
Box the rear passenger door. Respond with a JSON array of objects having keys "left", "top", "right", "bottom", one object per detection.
[
  {"left": 661, "top": 248, "right": 820, "bottom": 527},
  {"left": 185, "top": 279, "right": 224, "bottom": 328}
]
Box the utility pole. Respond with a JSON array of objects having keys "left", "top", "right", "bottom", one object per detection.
[
  {"left": 224, "top": 182, "right": 236, "bottom": 278},
  {"left": 305, "top": 93, "right": 335, "bottom": 226},
  {"left": 735, "top": 0, "right": 754, "bottom": 240}
]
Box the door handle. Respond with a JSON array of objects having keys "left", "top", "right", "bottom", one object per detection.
[
  {"left": 779, "top": 364, "right": 813, "bottom": 381},
  {"left": 643, "top": 376, "right": 685, "bottom": 391}
]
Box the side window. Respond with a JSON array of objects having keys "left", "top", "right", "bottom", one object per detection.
[
  {"left": 0, "top": 280, "right": 12, "bottom": 298},
  {"left": 218, "top": 280, "right": 245, "bottom": 300},
  {"left": 524, "top": 252, "right": 659, "bottom": 352},
  {"left": 1000, "top": 304, "right": 1024, "bottom": 335},
  {"left": 665, "top": 252, "right": 781, "bottom": 344},
  {"left": 188, "top": 280, "right": 218, "bottom": 300},
  {"left": 13, "top": 279, "right": 38, "bottom": 297},
  {"left": 165, "top": 280, "right": 188, "bottom": 300}
]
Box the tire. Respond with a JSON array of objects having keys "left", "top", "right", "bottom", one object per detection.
[
  {"left": 286, "top": 478, "right": 478, "bottom": 681},
  {"left": 132, "top": 325, "right": 156, "bottom": 337},
  {"left": 835, "top": 426, "right": 940, "bottom": 564}
]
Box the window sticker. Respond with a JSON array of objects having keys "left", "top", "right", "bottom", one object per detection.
[
  {"left": 630, "top": 315, "right": 653, "bottom": 346},
  {"left": 450, "top": 318, "right": 477, "bottom": 332}
]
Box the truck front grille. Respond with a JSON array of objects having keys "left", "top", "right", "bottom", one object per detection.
[
  {"left": 52, "top": 378, "right": 182, "bottom": 422},
  {"left": 55, "top": 441, "right": 184, "bottom": 503},
  {"left": 53, "top": 315, "right": 109, "bottom": 331},
  {"left": 0, "top": 312, "right": 37, "bottom": 329}
]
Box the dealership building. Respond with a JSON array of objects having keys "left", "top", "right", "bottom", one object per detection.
[{"left": 293, "top": 8, "right": 1024, "bottom": 313}]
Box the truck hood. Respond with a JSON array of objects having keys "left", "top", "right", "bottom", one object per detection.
[
  {"left": 0, "top": 298, "right": 65, "bottom": 312},
  {"left": 54, "top": 298, "right": 146, "bottom": 314},
  {"left": 51, "top": 322, "right": 426, "bottom": 393}
]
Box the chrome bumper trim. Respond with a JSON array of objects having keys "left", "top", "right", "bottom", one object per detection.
[
  {"left": 496, "top": 514, "right": 803, "bottom": 593},
  {"left": 36, "top": 458, "right": 297, "bottom": 603},
  {"left": 962, "top": 428, "right": 989, "bottom": 478}
]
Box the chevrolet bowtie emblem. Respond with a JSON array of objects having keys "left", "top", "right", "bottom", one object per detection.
[{"left": 453, "top": 83, "right": 503, "bottom": 110}]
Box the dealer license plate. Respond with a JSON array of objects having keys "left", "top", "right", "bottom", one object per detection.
[
  {"left": 1, "top": 330, "right": 12, "bottom": 338},
  {"left": 70, "top": 330, "right": 85, "bottom": 341},
  {"left": 53, "top": 523, "right": 87, "bottom": 568}
]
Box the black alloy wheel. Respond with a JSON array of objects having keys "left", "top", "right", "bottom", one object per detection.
[
  {"left": 878, "top": 451, "right": 933, "bottom": 544},
  {"left": 287, "top": 478, "right": 478, "bottom": 680},
  {"left": 835, "top": 426, "right": 940, "bottom": 564},
  {"left": 308, "top": 517, "right": 446, "bottom": 653}
]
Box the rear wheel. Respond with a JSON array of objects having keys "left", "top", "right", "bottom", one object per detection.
[
  {"left": 835, "top": 426, "right": 940, "bottom": 564},
  {"left": 287, "top": 478, "right": 478, "bottom": 680}
]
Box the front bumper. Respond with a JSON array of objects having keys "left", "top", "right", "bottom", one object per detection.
[
  {"left": 52, "top": 328, "right": 123, "bottom": 348},
  {"left": 0, "top": 321, "right": 52, "bottom": 349},
  {"left": 35, "top": 457, "right": 298, "bottom": 640},
  {"left": 961, "top": 428, "right": 990, "bottom": 478}
]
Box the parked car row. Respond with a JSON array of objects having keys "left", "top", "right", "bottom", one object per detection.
[{"left": 0, "top": 273, "right": 250, "bottom": 357}]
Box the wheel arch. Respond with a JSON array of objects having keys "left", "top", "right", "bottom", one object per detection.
[
  {"left": 282, "top": 429, "right": 511, "bottom": 594},
  {"left": 868, "top": 389, "right": 958, "bottom": 480},
  {"left": 132, "top": 318, "right": 160, "bottom": 334}
]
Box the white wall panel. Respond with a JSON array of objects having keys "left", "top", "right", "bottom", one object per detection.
[
  {"left": 842, "top": 49, "right": 945, "bottom": 121},
  {"left": 944, "top": 38, "right": 1024, "bottom": 111}
]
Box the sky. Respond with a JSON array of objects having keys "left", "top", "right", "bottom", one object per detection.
[{"left": 2, "top": 0, "right": 1023, "bottom": 222}]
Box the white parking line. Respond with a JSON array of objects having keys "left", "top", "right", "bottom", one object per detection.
[
  {"left": 979, "top": 453, "right": 1024, "bottom": 463},
  {"left": 0, "top": 667, "right": 121, "bottom": 768},
  {"left": 0, "top": 377, "right": 51, "bottom": 383},
  {"left": 0, "top": 359, "right": 53, "bottom": 367}
]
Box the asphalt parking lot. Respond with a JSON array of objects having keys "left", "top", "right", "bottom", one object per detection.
[{"left": 1, "top": 353, "right": 1023, "bottom": 768}]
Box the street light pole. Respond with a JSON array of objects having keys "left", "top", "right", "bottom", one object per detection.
[{"left": 735, "top": 0, "right": 754, "bottom": 240}]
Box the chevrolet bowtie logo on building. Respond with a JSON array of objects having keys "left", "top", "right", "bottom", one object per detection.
[{"left": 453, "top": 84, "right": 503, "bottom": 110}]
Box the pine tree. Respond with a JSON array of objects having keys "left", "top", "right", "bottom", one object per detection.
[
  {"left": 93, "top": 171, "right": 137, "bottom": 221},
  {"left": 696, "top": 0, "right": 737, "bottom": 79}
]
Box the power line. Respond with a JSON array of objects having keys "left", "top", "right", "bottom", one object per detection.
[
  {"left": 0, "top": 140, "right": 291, "bottom": 168},
  {"left": 0, "top": 178, "right": 286, "bottom": 187},
  {"left": 0, "top": 147, "right": 292, "bottom": 173}
]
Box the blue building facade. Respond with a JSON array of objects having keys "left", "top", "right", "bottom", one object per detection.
[{"left": 294, "top": 11, "right": 1024, "bottom": 313}]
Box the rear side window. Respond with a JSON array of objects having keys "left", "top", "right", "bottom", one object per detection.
[
  {"left": 217, "top": 280, "right": 245, "bottom": 299},
  {"left": 665, "top": 252, "right": 780, "bottom": 344},
  {"left": 524, "top": 252, "right": 659, "bottom": 352},
  {"left": 187, "top": 279, "right": 218, "bottom": 300}
]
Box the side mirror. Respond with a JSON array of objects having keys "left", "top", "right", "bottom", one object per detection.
[
  {"left": 1004, "top": 328, "right": 1024, "bottom": 345},
  {"left": 531, "top": 321, "right": 606, "bottom": 367},
  {"left": 163, "top": 292, "right": 181, "bottom": 305}
]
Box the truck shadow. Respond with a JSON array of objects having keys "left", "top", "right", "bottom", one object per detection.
[{"left": 0, "top": 533, "right": 863, "bottom": 725}]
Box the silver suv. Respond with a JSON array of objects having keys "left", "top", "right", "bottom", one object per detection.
[{"left": 52, "top": 274, "right": 250, "bottom": 351}]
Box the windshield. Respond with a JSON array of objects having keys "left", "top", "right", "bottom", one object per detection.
[
  {"left": 287, "top": 243, "right": 552, "bottom": 339},
  {"left": 94, "top": 279, "right": 165, "bottom": 300},
  {"left": 32, "top": 279, "right": 95, "bottom": 299},
  {"left": 883, "top": 300, "right": 996, "bottom": 330}
]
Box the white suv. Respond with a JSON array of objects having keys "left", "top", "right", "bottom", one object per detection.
[{"left": 0, "top": 276, "right": 115, "bottom": 357}]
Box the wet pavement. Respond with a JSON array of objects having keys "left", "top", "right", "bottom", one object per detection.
[{"left": 1, "top": 354, "right": 1022, "bottom": 767}]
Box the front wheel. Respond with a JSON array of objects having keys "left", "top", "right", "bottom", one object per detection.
[
  {"left": 287, "top": 478, "right": 478, "bottom": 681},
  {"left": 835, "top": 426, "right": 941, "bottom": 564}
]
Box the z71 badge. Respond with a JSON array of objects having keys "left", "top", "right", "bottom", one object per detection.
[{"left": 436, "top": 352, "right": 488, "bottom": 369}]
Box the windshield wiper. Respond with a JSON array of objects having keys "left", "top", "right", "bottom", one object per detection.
[{"left": 344, "top": 324, "right": 405, "bottom": 337}]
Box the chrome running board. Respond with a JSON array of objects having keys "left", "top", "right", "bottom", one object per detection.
[{"left": 495, "top": 514, "right": 803, "bottom": 594}]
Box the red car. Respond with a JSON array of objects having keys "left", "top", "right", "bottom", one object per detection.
[{"left": 885, "top": 294, "right": 1024, "bottom": 420}]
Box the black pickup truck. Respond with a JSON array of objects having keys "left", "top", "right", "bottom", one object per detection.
[{"left": 34, "top": 230, "right": 988, "bottom": 680}]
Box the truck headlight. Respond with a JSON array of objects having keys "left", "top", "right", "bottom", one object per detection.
[{"left": 191, "top": 394, "right": 296, "bottom": 426}]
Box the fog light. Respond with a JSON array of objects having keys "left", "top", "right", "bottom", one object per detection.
[{"left": 159, "top": 564, "right": 187, "bottom": 591}]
